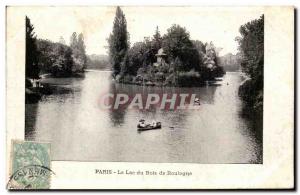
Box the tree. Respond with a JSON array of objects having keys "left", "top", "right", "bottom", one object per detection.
[
  {"left": 192, "top": 40, "right": 206, "bottom": 71},
  {"left": 152, "top": 26, "right": 162, "bottom": 52},
  {"left": 125, "top": 39, "right": 153, "bottom": 76},
  {"left": 77, "top": 33, "right": 87, "bottom": 70},
  {"left": 59, "top": 36, "right": 66, "bottom": 45},
  {"left": 126, "top": 42, "right": 146, "bottom": 75},
  {"left": 162, "top": 24, "right": 201, "bottom": 72},
  {"left": 52, "top": 44, "right": 65, "bottom": 76},
  {"left": 36, "top": 39, "right": 54, "bottom": 73},
  {"left": 217, "top": 53, "right": 242, "bottom": 72},
  {"left": 237, "top": 15, "right": 264, "bottom": 112},
  {"left": 63, "top": 47, "right": 74, "bottom": 74},
  {"left": 108, "top": 6, "right": 129, "bottom": 77},
  {"left": 69, "top": 32, "right": 86, "bottom": 72},
  {"left": 36, "top": 39, "right": 74, "bottom": 77},
  {"left": 237, "top": 15, "right": 264, "bottom": 85},
  {"left": 203, "top": 41, "right": 217, "bottom": 68},
  {"left": 70, "top": 32, "right": 77, "bottom": 49},
  {"left": 25, "top": 16, "right": 39, "bottom": 79},
  {"left": 192, "top": 40, "right": 206, "bottom": 54}
]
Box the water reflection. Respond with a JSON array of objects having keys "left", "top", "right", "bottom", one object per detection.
[
  {"left": 25, "top": 71, "right": 262, "bottom": 163},
  {"left": 25, "top": 103, "right": 38, "bottom": 138}
]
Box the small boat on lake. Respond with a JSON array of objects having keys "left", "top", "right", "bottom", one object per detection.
[
  {"left": 215, "top": 78, "right": 223, "bottom": 81},
  {"left": 137, "top": 119, "right": 161, "bottom": 131},
  {"left": 206, "top": 80, "right": 222, "bottom": 86}
]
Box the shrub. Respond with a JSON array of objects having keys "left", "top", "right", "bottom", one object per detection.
[{"left": 238, "top": 78, "right": 256, "bottom": 105}]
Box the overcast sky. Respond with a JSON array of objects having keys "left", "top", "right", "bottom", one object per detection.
[{"left": 25, "top": 6, "right": 264, "bottom": 56}]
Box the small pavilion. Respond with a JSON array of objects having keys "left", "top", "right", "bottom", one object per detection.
[{"left": 153, "top": 48, "right": 167, "bottom": 67}]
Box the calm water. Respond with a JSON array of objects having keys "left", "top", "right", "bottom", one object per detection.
[{"left": 25, "top": 71, "right": 262, "bottom": 163}]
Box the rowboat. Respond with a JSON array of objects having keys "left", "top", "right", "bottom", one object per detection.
[{"left": 137, "top": 121, "right": 162, "bottom": 131}]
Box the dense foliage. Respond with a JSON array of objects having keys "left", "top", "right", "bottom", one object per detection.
[
  {"left": 237, "top": 15, "right": 264, "bottom": 112},
  {"left": 36, "top": 33, "right": 87, "bottom": 77},
  {"left": 70, "top": 32, "right": 87, "bottom": 72},
  {"left": 25, "top": 17, "right": 87, "bottom": 78},
  {"left": 86, "top": 54, "right": 110, "bottom": 70},
  {"left": 217, "top": 53, "right": 242, "bottom": 72},
  {"left": 37, "top": 40, "right": 73, "bottom": 76},
  {"left": 162, "top": 25, "right": 202, "bottom": 72},
  {"left": 108, "top": 7, "right": 225, "bottom": 87}
]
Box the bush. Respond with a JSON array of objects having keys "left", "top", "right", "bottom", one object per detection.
[
  {"left": 213, "top": 66, "right": 225, "bottom": 78},
  {"left": 123, "top": 75, "right": 134, "bottom": 83},
  {"left": 155, "top": 72, "right": 165, "bottom": 83},
  {"left": 164, "top": 74, "right": 175, "bottom": 85},
  {"left": 238, "top": 78, "right": 256, "bottom": 105},
  {"left": 254, "top": 90, "right": 263, "bottom": 113}
]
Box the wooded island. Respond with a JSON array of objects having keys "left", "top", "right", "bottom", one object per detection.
[{"left": 108, "top": 7, "right": 225, "bottom": 87}]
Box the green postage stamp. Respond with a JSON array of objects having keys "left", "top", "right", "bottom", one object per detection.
[{"left": 7, "top": 141, "right": 53, "bottom": 189}]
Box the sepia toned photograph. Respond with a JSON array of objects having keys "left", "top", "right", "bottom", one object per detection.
[
  {"left": 5, "top": 4, "right": 295, "bottom": 189},
  {"left": 23, "top": 6, "right": 264, "bottom": 164}
]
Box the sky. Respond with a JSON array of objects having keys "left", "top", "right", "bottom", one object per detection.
[{"left": 24, "top": 6, "right": 264, "bottom": 56}]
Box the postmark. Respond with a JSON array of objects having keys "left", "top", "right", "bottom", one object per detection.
[{"left": 7, "top": 141, "right": 52, "bottom": 189}]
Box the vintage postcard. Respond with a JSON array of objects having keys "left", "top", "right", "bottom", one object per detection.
[{"left": 6, "top": 6, "right": 294, "bottom": 189}]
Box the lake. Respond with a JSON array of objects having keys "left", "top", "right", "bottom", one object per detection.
[{"left": 25, "top": 71, "right": 262, "bottom": 163}]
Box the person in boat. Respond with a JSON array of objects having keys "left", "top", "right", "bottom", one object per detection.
[
  {"left": 194, "top": 98, "right": 200, "bottom": 104},
  {"left": 138, "top": 119, "right": 146, "bottom": 128},
  {"left": 151, "top": 120, "right": 157, "bottom": 127}
]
